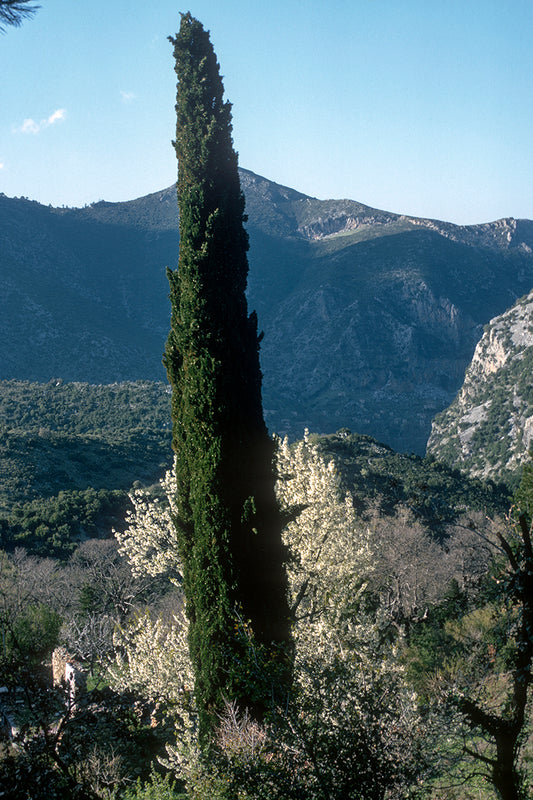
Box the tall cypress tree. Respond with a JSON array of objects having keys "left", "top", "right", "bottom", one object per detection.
[{"left": 164, "top": 13, "right": 291, "bottom": 737}]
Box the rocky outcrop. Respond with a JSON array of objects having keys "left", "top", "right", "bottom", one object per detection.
[
  {"left": 427, "top": 290, "right": 533, "bottom": 479},
  {"left": 52, "top": 647, "right": 87, "bottom": 701},
  {"left": 261, "top": 274, "right": 480, "bottom": 452}
]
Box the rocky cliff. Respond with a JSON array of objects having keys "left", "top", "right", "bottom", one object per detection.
[{"left": 427, "top": 289, "right": 533, "bottom": 480}]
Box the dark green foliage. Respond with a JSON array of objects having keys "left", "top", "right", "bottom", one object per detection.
[
  {"left": 0, "top": 749, "right": 82, "bottom": 800},
  {"left": 122, "top": 770, "right": 185, "bottom": 800},
  {"left": 312, "top": 431, "right": 510, "bottom": 533},
  {"left": 0, "top": 601, "right": 62, "bottom": 667},
  {"left": 0, "top": 380, "right": 173, "bottom": 557},
  {"left": 514, "top": 455, "right": 533, "bottom": 527},
  {"left": 0, "top": 378, "right": 171, "bottom": 437},
  {"left": 164, "top": 14, "right": 291, "bottom": 736},
  {"left": 0, "top": 0, "right": 39, "bottom": 31},
  {"left": 11, "top": 603, "right": 62, "bottom": 662},
  {"left": 402, "top": 483, "right": 533, "bottom": 799},
  {"left": 3, "top": 488, "right": 128, "bottom": 557},
  {"left": 402, "top": 578, "right": 473, "bottom": 698}
]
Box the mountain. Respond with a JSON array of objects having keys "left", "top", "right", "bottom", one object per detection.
[
  {"left": 2, "top": 169, "right": 533, "bottom": 453},
  {"left": 427, "top": 289, "right": 533, "bottom": 483}
]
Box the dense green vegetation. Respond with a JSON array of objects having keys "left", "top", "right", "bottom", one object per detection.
[
  {"left": 313, "top": 430, "right": 511, "bottom": 531},
  {"left": 0, "top": 487, "right": 127, "bottom": 557},
  {"left": 0, "top": 375, "right": 531, "bottom": 798},
  {"left": 0, "top": 378, "right": 171, "bottom": 435},
  {"left": 0, "top": 380, "right": 513, "bottom": 559},
  {"left": 0, "top": 380, "right": 172, "bottom": 556}
]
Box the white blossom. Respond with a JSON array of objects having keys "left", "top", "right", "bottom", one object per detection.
[
  {"left": 109, "top": 609, "right": 193, "bottom": 706},
  {"left": 114, "top": 434, "right": 423, "bottom": 794},
  {"left": 276, "top": 432, "right": 375, "bottom": 643},
  {"left": 114, "top": 463, "right": 183, "bottom": 582}
]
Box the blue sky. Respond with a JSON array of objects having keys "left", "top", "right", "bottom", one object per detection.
[{"left": 1, "top": 0, "right": 532, "bottom": 224}]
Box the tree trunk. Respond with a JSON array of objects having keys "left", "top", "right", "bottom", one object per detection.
[{"left": 493, "top": 731, "right": 521, "bottom": 800}]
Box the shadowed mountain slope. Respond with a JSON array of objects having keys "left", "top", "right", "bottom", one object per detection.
[{"left": 1, "top": 170, "right": 533, "bottom": 452}]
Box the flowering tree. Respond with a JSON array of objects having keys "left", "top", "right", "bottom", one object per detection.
[
  {"left": 276, "top": 432, "right": 373, "bottom": 627},
  {"left": 273, "top": 434, "right": 423, "bottom": 798},
  {"left": 114, "top": 434, "right": 425, "bottom": 797},
  {"left": 115, "top": 465, "right": 182, "bottom": 584}
]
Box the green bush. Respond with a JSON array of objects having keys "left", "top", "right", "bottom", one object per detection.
[{"left": 122, "top": 769, "right": 185, "bottom": 800}]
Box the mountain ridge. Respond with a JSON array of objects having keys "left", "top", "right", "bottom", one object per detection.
[
  {"left": 2, "top": 170, "right": 533, "bottom": 453},
  {"left": 9, "top": 166, "right": 530, "bottom": 244}
]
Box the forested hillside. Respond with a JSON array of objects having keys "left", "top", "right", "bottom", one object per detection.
[
  {"left": 0, "top": 380, "right": 171, "bottom": 555},
  {"left": 0, "top": 379, "right": 512, "bottom": 560},
  {"left": 314, "top": 430, "right": 509, "bottom": 526}
]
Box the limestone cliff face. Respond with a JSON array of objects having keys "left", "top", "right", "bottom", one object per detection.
[{"left": 427, "top": 290, "right": 533, "bottom": 479}]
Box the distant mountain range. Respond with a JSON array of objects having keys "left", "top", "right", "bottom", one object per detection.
[
  {"left": 427, "top": 289, "right": 533, "bottom": 482},
  {"left": 2, "top": 168, "right": 533, "bottom": 453}
]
